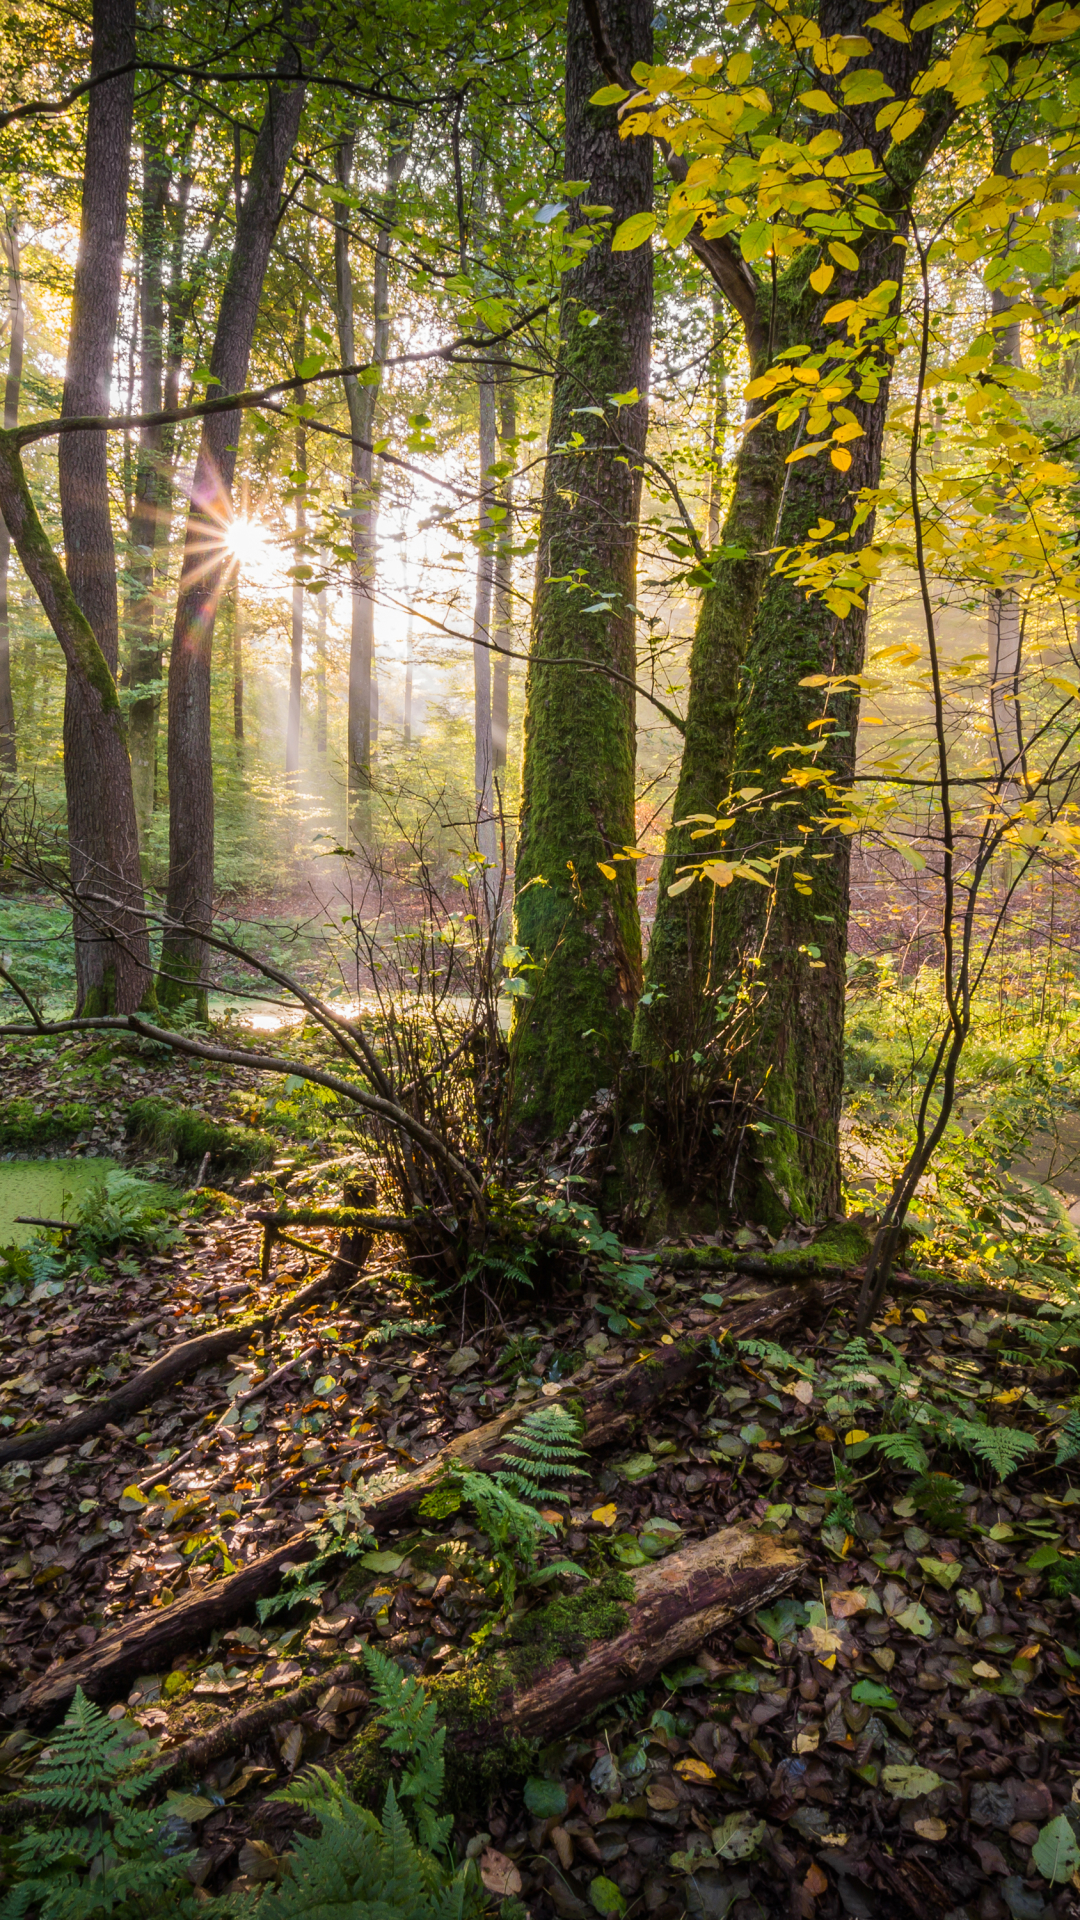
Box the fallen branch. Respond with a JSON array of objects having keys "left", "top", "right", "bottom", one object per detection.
[
  {"left": 18, "top": 1277, "right": 848, "bottom": 1725},
  {"left": 0, "top": 1258, "right": 367, "bottom": 1469},
  {"left": 248, "top": 1207, "right": 416, "bottom": 1233},
  {"left": 152, "top": 1658, "right": 370, "bottom": 1790},
  {"left": 459, "top": 1526, "right": 801, "bottom": 1746}
]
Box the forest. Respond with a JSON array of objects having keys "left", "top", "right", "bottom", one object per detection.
[{"left": 4, "top": 0, "right": 1080, "bottom": 1913}]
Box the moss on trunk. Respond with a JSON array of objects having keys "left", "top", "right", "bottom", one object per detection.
[{"left": 512, "top": 0, "right": 653, "bottom": 1138}]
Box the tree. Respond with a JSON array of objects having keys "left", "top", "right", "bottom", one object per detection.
[
  {"left": 0, "top": 212, "right": 23, "bottom": 774},
  {"left": 158, "top": 31, "right": 309, "bottom": 1007},
  {"left": 58, "top": 0, "right": 152, "bottom": 1016},
  {"left": 333, "top": 124, "right": 410, "bottom": 842},
  {"left": 512, "top": 0, "right": 653, "bottom": 1137}
]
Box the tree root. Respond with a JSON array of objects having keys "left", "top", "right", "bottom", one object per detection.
[{"left": 18, "top": 1276, "right": 848, "bottom": 1726}]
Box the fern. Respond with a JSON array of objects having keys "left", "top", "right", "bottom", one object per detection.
[
  {"left": 868, "top": 1429, "right": 931, "bottom": 1473},
  {"left": 737, "top": 1338, "right": 812, "bottom": 1378},
  {"left": 496, "top": 1403, "right": 587, "bottom": 1504},
  {"left": 259, "top": 1650, "right": 482, "bottom": 1919},
  {"left": 944, "top": 1415, "right": 1038, "bottom": 1479},
  {"left": 73, "top": 1172, "right": 180, "bottom": 1257},
  {"left": 0, "top": 1686, "right": 208, "bottom": 1920},
  {"left": 1055, "top": 1411, "right": 1080, "bottom": 1467},
  {"left": 362, "top": 1318, "right": 443, "bottom": 1350},
  {"left": 259, "top": 1774, "right": 480, "bottom": 1920}
]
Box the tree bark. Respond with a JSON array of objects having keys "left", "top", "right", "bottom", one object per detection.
[
  {"left": 287, "top": 323, "right": 307, "bottom": 780},
  {"left": 315, "top": 587, "right": 327, "bottom": 753},
  {"left": 473, "top": 366, "right": 497, "bottom": 885},
  {"left": 512, "top": 0, "right": 653, "bottom": 1137},
  {"left": 491, "top": 367, "right": 516, "bottom": 772},
  {"left": 333, "top": 128, "right": 409, "bottom": 843},
  {"left": 57, "top": 0, "right": 151, "bottom": 1017},
  {"left": 639, "top": 2, "right": 949, "bottom": 1222},
  {"left": 125, "top": 120, "right": 170, "bottom": 848},
  {"left": 464, "top": 1528, "right": 800, "bottom": 1747},
  {"left": 158, "top": 40, "right": 307, "bottom": 1007},
  {"left": 0, "top": 216, "right": 24, "bottom": 774}
]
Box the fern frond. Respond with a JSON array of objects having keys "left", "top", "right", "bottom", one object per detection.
[
  {"left": 737, "top": 1338, "right": 811, "bottom": 1377},
  {"left": 496, "top": 1402, "right": 587, "bottom": 1503},
  {"left": 869, "top": 1430, "right": 930, "bottom": 1473},
  {"left": 945, "top": 1416, "right": 1038, "bottom": 1478},
  {"left": 1055, "top": 1410, "right": 1080, "bottom": 1467}
]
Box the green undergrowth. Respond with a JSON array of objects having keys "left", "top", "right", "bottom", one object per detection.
[
  {"left": 125, "top": 1096, "right": 275, "bottom": 1174},
  {"left": 0, "top": 1098, "right": 92, "bottom": 1150}
]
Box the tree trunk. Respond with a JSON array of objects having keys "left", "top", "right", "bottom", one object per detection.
[
  {"left": 233, "top": 566, "right": 244, "bottom": 743},
  {"left": 0, "top": 217, "right": 24, "bottom": 774},
  {"left": 315, "top": 587, "right": 327, "bottom": 753},
  {"left": 0, "top": 436, "right": 149, "bottom": 1022},
  {"left": 158, "top": 41, "right": 307, "bottom": 1008},
  {"left": 640, "top": 5, "right": 948, "bottom": 1223},
  {"left": 473, "top": 367, "right": 497, "bottom": 884},
  {"left": 491, "top": 366, "right": 515, "bottom": 773},
  {"left": 287, "top": 315, "right": 306, "bottom": 780},
  {"left": 58, "top": 0, "right": 151, "bottom": 1017},
  {"left": 706, "top": 291, "right": 728, "bottom": 551},
  {"left": 333, "top": 128, "right": 409, "bottom": 843},
  {"left": 403, "top": 597, "right": 414, "bottom": 744},
  {"left": 511, "top": 0, "right": 653, "bottom": 1138},
  {"left": 125, "top": 122, "right": 170, "bottom": 848}
]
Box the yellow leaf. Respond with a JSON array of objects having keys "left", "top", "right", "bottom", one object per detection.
[
  {"left": 828, "top": 241, "right": 860, "bottom": 270},
  {"left": 800, "top": 89, "right": 838, "bottom": 112},
  {"left": 592, "top": 1503, "right": 618, "bottom": 1527},
  {"left": 597, "top": 862, "right": 616, "bottom": 880},
  {"left": 830, "top": 448, "right": 852, "bottom": 471},
  {"left": 120, "top": 1484, "right": 148, "bottom": 1509},
  {"left": 992, "top": 1387, "right": 1024, "bottom": 1404},
  {"left": 911, "top": 1307, "right": 927, "bottom": 1323},
  {"left": 727, "top": 49, "right": 752, "bottom": 83},
  {"left": 794, "top": 1727, "right": 821, "bottom": 1753},
  {"left": 660, "top": 1333, "right": 674, "bottom": 1345},
  {"left": 611, "top": 211, "right": 657, "bottom": 252},
  {"left": 865, "top": 5, "right": 912, "bottom": 37},
  {"left": 844, "top": 1429, "right": 869, "bottom": 1444},
  {"left": 810, "top": 263, "right": 835, "bottom": 293},
  {"left": 676, "top": 1757, "right": 717, "bottom": 1783},
  {"left": 816, "top": 1425, "right": 836, "bottom": 1442}
]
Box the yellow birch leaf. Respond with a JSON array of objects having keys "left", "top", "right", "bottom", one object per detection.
[{"left": 810, "top": 263, "right": 835, "bottom": 293}]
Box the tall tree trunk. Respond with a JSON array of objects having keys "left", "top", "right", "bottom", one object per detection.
[
  {"left": 706, "top": 291, "right": 727, "bottom": 551},
  {"left": 233, "top": 567, "right": 244, "bottom": 744},
  {"left": 58, "top": 0, "right": 151, "bottom": 1016},
  {"left": 286, "top": 310, "right": 306, "bottom": 780},
  {"left": 491, "top": 366, "right": 515, "bottom": 774},
  {"left": 636, "top": 3, "right": 948, "bottom": 1225},
  {"left": 332, "top": 127, "right": 409, "bottom": 843},
  {"left": 126, "top": 117, "right": 170, "bottom": 847},
  {"left": 988, "top": 279, "right": 1024, "bottom": 780},
  {"left": 473, "top": 368, "right": 497, "bottom": 883},
  {"left": 315, "top": 587, "right": 327, "bottom": 754},
  {"left": 158, "top": 40, "right": 307, "bottom": 1008},
  {"left": 511, "top": 0, "right": 653, "bottom": 1137},
  {"left": 403, "top": 597, "right": 414, "bottom": 744},
  {"left": 0, "top": 217, "right": 24, "bottom": 774}
]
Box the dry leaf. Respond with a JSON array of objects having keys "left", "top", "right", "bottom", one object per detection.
[
  {"left": 552, "top": 1825, "right": 574, "bottom": 1870},
  {"left": 804, "top": 1861, "right": 828, "bottom": 1895},
  {"left": 972, "top": 1660, "right": 1000, "bottom": 1679},
  {"left": 646, "top": 1783, "right": 681, "bottom": 1810},
  {"left": 591, "top": 1504, "right": 617, "bottom": 1527},
  {"left": 480, "top": 1848, "right": 522, "bottom": 1897},
  {"left": 278, "top": 1722, "right": 304, "bottom": 1771},
  {"left": 792, "top": 1379, "right": 814, "bottom": 1405},
  {"left": 675, "top": 1757, "right": 716, "bottom": 1784},
  {"left": 237, "top": 1839, "right": 281, "bottom": 1883},
  {"left": 914, "top": 1817, "right": 948, "bottom": 1842},
  {"left": 829, "top": 1590, "right": 867, "bottom": 1618},
  {"left": 794, "top": 1727, "right": 821, "bottom": 1754}
]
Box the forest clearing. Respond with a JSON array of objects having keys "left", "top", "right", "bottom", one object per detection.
[{"left": 5, "top": 0, "right": 1080, "bottom": 1914}]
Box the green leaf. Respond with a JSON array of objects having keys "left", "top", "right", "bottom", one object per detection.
[
  {"left": 525, "top": 1777, "right": 568, "bottom": 1820},
  {"left": 882, "top": 1764, "right": 944, "bottom": 1799},
  {"left": 851, "top": 1677, "right": 896, "bottom": 1708},
  {"left": 165, "top": 1790, "right": 216, "bottom": 1821},
  {"left": 1033, "top": 1814, "right": 1080, "bottom": 1883},
  {"left": 359, "top": 1550, "right": 404, "bottom": 1573},
  {"left": 591, "top": 83, "right": 630, "bottom": 104},
  {"left": 895, "top": 1600, "right": 935, "bottom": 1638},
  {"left": 611, "top": 212, "right": 656, "bottom": 252},
  {"left": 1027, "top": 1542, "right": 1062, "bottom": 1570},
  {"left": 590, "top": 1877, "right": 627, "bottom": 1917}
]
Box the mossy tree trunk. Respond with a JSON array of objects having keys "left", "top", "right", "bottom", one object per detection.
[
  {"left": 0, "top": 215, "right": 23, "bottom": 775},
  {"left": 636, "top": 3, "right": 948, "bottom": 1223},
  {"left": 512, "top": 0, "right": 653, "bottom": 1138}
]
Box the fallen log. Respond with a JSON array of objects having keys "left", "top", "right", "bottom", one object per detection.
[
  {"left": 152, "top": 1657, "right": 370, "bottom": 1789},
  {"left": 18, "top": 1277, "right": 848, "bottom": 1726},
  {"left": 0, "top": 1255, "right": 369, "bottom": 1470},
  {"left": 460, "top": 1526, "right": 801, "bottom": 1747}
]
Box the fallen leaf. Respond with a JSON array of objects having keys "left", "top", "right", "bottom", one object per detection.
[
  {"left": 804, "top": 1862, "right": 828, "bottom": 1895},
  {"left": 237, "top": 1840, "right": 280, "bottom": 1883},
  {"left": 895, "top": 1601, "right": 934, "bottom": 1639},
  {"left": 881, "top": 1764, "right": 944, "bottom": 1799},
  {"left": 165, "top": 1791, "right": 215, "bottom": 1822},
  {"left": 1032, "top": 1815, "right": 1080, "bottom": 1884},
  {"left": 792, "top": 1379, "right": 814, "bottom": 1404},
  {"left": 794, "top": 1727, "right": 821, "bottom": 1754},
  {"left": 591, "top": 1504, "right": 617, "bottom": 1528},
  {"left": 588, "top": 1876, "right": 626, "bottom": 1917},
  {"left": 646, "top": 1783, "right": 681, "bottom": 1811},
  {"left": 481, "top": 1849, "right": 523, "bottom": 1897},
  {"left": 913, "top": 1817, "right": 948, "bottom": 1841},
  {"left": 843, "top": 1429, "right": 869, "bottom": 1445},
  {"left": 972, "top": 1660, "right": 1000, "bottom": 1680},
  {"left": 262, "top": 1659, "right": 302, "bottom": 1688},
  {"left": 675, "top": 1757, "right": 716, "bottom": 1784},
  {"left": 829, "top": 1590, "right": 867, "bottom": 1618},
  {"left": 278, "top": 1723, "right": 304, "bottom": 1771}
]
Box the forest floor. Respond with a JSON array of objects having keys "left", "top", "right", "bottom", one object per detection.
[{"left": 0, "top": 1036, "right": 1080, "bottom": 1919}]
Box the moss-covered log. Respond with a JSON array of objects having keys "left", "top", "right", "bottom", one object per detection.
[
  {"left": 18, "top": 1275, "right": 848, "bottom": 1725},
  {"left": 511, "top": 0, "right": 652, "bottom": 1137},
  {"left": 456, "top": 1527, "right": 800, "bottom": 1748}
]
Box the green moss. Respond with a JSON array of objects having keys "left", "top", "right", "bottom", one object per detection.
[
  {"left": 508, "top": 1567, "right": 634, "bottom": 1679},
  {"left": 0, "top": 1097, "right": 92, "bottom": 1149},
  {"left": 125, "top": 1096, "right": 274, "bottom": 1172},
  {"left": 338, "top": 1719, "right": 393, "bottom": 1810},
  {"left": 809, "top": 1220, "right": 872, "bottom": 1266}
]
